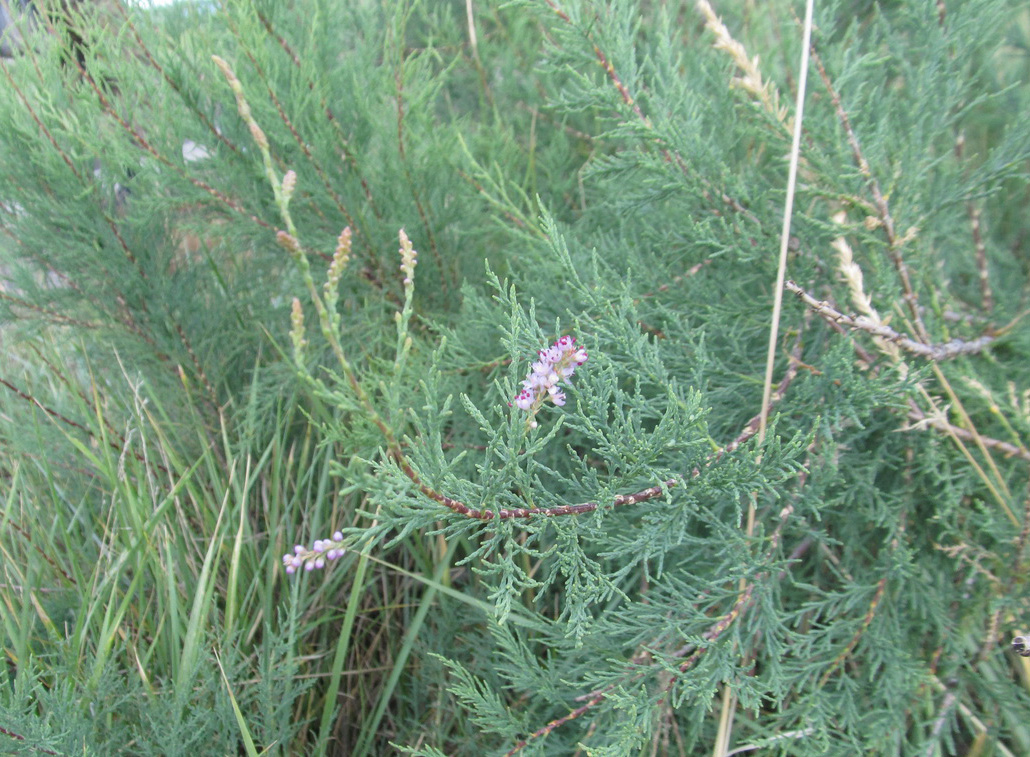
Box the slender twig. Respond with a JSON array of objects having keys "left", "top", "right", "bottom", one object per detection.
[
  {"left": 786, "top": 280, "right": 993, "bottom": 361},
  {"left": 220, "top": 17, "right": 360, "bottom": 235},
  {"left": 2, "top": 513, "right": 76, "bottom": 585},
  {"left": 0, "top": 56, "right": 82, "bottom": 180},
  {"left": 0, "top": 376, "right": 167, "bottom": 476},
  {"left": 905, "top": 405, "right": 1030, "bottom": 463},
  {"left": 393, "top": 60, "right": 448, "bottom": 295},
  {"left": 0, "top": 290, "right": 101, "bottom": 329},
  {"left": 635, "top": 260, "right": 711, "bottom": 302},
  {"left": 817, "top": 575, "right": 887, "bottom": 688},
  {"left": 114, "top": 2, "right": 240, "bottom": 155},
  {"left": 542, "top": 0, "right": 758, "bottom": 226},
  {"left": 70, "top": 52, "right": 272, "bottom": 231},
  {"left": 0, "top": 725, "right": 58, "bottom": 756},
  {"left": 253, "top": 7, "right": 383, "bottom": 219},
  {"left": 809, "top": 47, "right": 930, "bottom": 343}
]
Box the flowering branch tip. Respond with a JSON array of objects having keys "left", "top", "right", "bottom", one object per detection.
[
  {"left": 282, "top": 531, "right": 346, "bottom": 574},
  {"left": 512, "top": 335, "right": 588, "bottom": 428}
]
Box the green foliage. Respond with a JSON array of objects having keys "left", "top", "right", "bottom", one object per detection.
[{"left": 2, "top": 0, "right": 1029, "bottom": 755}]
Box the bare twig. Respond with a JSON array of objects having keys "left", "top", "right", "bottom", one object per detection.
[
  {"left": 905, "top": 405, "right": 1030, "bottom": 463},
  {"left": 786, "top": 280, "right": 993, "bottom": 361}
]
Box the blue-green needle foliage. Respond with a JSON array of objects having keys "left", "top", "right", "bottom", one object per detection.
[{"left": 1, "top": 0, "right": 1029, "bottom": 755}]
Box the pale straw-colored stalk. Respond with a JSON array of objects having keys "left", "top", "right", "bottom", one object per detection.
[{"left": 714, "top": 0, "right": 814, "bottom": 754}]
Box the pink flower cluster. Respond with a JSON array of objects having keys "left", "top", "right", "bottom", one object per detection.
[
  {"left": 511, "top": 335, "right": 588, "bottom": 427},
  {"left": 282, "top": 531, "right": 346, "bottom": 574}
]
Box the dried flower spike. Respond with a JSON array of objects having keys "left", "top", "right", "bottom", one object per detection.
[
  {"left": 511, "top": 335, "right": 588, "bottom": 428},
  {"left": 281, "top": 170, "right": 297, "bottom": 205},
  {"left": 398, "top": 229, "right": 417, "bottom": 286},
  {"left": 289, "top": 297, "right": 307, "bottom": 359},
  {"left": 282, "top": 531, "right": 346, "bottom": 574},
  {"left": 324, "top": 226, "right": 352, "bottom": 307}
]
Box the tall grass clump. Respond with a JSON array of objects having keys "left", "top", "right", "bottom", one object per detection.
[{"left": 1, "top": 0, "right": 1029, "bottom": 754}]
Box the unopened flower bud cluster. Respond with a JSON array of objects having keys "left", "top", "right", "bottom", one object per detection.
[
  {"left": 282, "top": 531, "right": 346, "bottom": 574},
  {"left": 512, "top": 335, "right": 588, "bottom": 428}
]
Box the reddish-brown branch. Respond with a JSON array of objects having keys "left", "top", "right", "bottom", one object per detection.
[
  {"left": 456, "top": 169, "right": 529, "bottom": 230},
  {"left": 0, "top": 290, "right": 100, "bottom": 330},
  {"left": 2, "top": 514, "right": 76, "bottom": 586},
  {"left": 0, "top": 725, "right": 58, "bottom": 756},
  {"left": 410, "top": 324, "right": 803, "bottom": 522},
  {"left": 0, "top": 376, "right": 167, "bottom": 477},
  {"left": 635, "top": 260, "right": 712, "bottom": 302},
  {"left": 172, "top": 321, "right": 218, "bottom": 407},
  {"left": 504, "top": 694, "right": 604, "bottom": 756},
  {"left": 115, "top": 3, "right": 240, "bottom": 156},
  {"left": 393, "top": 58, "right": 448, "bottom": 295},
  {"left": 810, "top": 48, "right": 929, "bottom": 343},
  {"left": 543, "top": 0, "right": 757, "bottom": 226},
  {"left": 70, "top": 55, "right": 271, "bottom": 231},
  {"left": 817, "top": 576, "right": 887, "bottom": 687},
  {"left": 0, "top": 57, "right": 82, "bottom": 180},
  {"left": 253, "top": 7, "right": 383, "bottom": 221},
  {"left": 502, "top": 348, "right": 807, "bottom": 753},
  {"left": 98, "top": 213, "right": 218, "bottom": 408},
  {"left": 225, "top": 26, "right": 361, "bottom": 238},
  {"left": 507, "top": 493, "right": 803, "bottom": 754}
]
